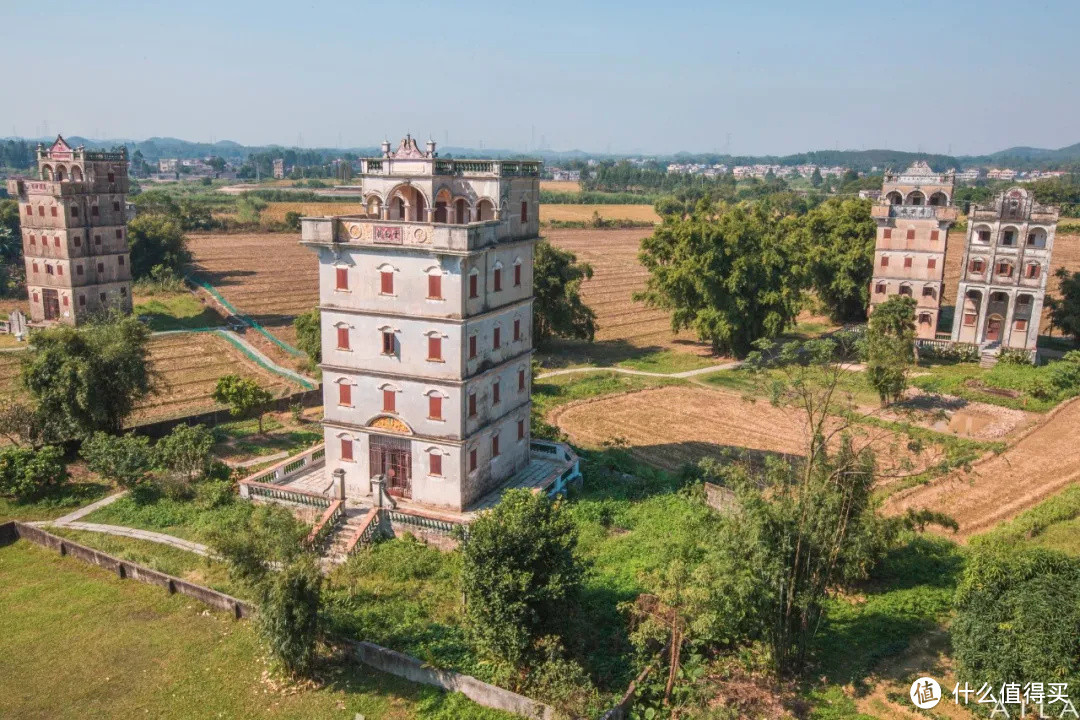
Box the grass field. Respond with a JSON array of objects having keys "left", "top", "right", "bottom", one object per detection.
[
  {"left": 539, "top": 180, "right": 581, "bottom": 194},
  {"left": 133, "top": 289, "right": 225, "bottom": 331},
  {"left": 0, "top": 540, "right": 513, "bottom": 720}
]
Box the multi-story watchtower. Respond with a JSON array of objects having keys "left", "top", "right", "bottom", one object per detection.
[
  {"left": 6, "top": 136, "right": 132, "bottom": 325},
  {"left": 951, "top": 187, "right": 1058, "bottom": 352},
  {"left": 301, "top": 135, "right": 541, "bottom": 511},
  {"left": 869, "top": 162, "right": 958, "bottom": 339}
]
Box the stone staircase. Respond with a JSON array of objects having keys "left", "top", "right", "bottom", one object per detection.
[
  {"left": 979, "top": 342, "right": 1001, "bottom": 368},
  {"left": 321, "top": 508, "right": 377, "bottom": 566}
]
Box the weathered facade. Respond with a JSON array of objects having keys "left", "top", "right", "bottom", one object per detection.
[
  {"left": 951, "top": 187, "right": 1059, "bottom": 351},
  {"left": 869, "top": 162, "right": 958, "bottom": 339},
  {"left": 5, "top": 136, "right": 132, "bottom": 325},
  {"left": 301, "top": 136, "right": 541, "bottom": 511}
]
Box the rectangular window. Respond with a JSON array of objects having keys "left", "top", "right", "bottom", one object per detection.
[
  {"left": 336, "top": 267, "right": 348, "bottom": 290},
  {"left": 428, "top": 336, "right": 442, "bottom": 361},
  {"left": 108, "top": 172, "right": 115, "bottom": 182},
  {"left": 29, "top": 235, "right": 35, "bottom": 246},
  {"left": 115, "top": 229, "right": 122, "bottom": 240},
  {"left": 94, "top": 235, "right": 101, "bottom": 245},
  {"left": 930, "top": 230, "right": 939, "bottom": 241},
  {"left": 520, "top": 201, "right": 528, "bottom": 223},
  {"left": 469, "top": 449, "right": 477, "bottom": 472},
  {"left": 91, "top": 206, "right": 99, "bottom": 217},
  {"left": 63, "top": 295, "right": 69, "bottom": 307},
  {"left": 341, "top": 438, "right": 353, "bottom": 461},
  {"left": 78, "top": 295, "right": 85, "bottom": 307},
  {"left": 380, "top": 271, "right": 394, "bottom": 295},
  {"left": 493, "top": 380, "right": 500, "bottom": 404},
  {"left": 1015, "top": 319, "right": 1028, "bottom": 330},
  {"left": 338, "top": 383, "right": 351, "bottom": 406},
  {"left": 118, "top": 256, "right": 125, "bottom": 266},
  {"left": 430, "top": 452, "right": 443, "bottom": 476},
  {"left": 963, "top": 313, "right": 977, "bottom": 326},
  {"left": 428, "top": 274, "right": 442, "bottom": 299},
  {"left": 73, "top": 236, "right": 81, "bottom": 247},
  {"left": 25, "top": 205, "right": 32, "bottom": 216},
  {"left": 99, "top": 292, "right": 106, "bottom": 302},
  {"left": 51, "top": 206, "right": 57, "bottom": 217},
  {"left": 514, "top": 264, "right": 522, "bottom": 286},
  {"left": 927, "top": 258, "right": 936, "bottom": 269},
  {"left": 32, "top": 262, "right": 38, "bottom": 273},
  {"left": 513, "top": 319, "right": 521, "bottom": 341},
  {"left": 46, "top": 265, "right": 53, "bottom": 275},
  {"left": 429, "top": 395, "right": 443, "bottom": 420},
  {"left": 76, "top": 265, "right": 83, "bottom": 275},
  {"left": 120, "top": 287, "right": 126, "bottom": 297},
  {"left": 518, "top": 369, "right": 526, "bottom": 392},
  {"left": 381, "top": 331, "right": 394, "bottom": 355},
  {"left": 112, "top": 201, "right": 120, "bottom": 212},
  {"left": 382, "top": 389, "right": 396, "bottom": 413},
  {"left": 979, "top": 230, "right": 991, "bottom": 242},
  {"left": 880, "top": 256, "right": 889, "bottom": 267},
  {"left": 922, "top": 286, "right": 934, "bottom": 297},
  {"left": 469, "top": 273, "right": 478, "bottom": 298},
  {"left": 493, "top": 327, "right": 501, "bottom": 349},
  {"left": 904, "top": 257, "right": 912, "bottom": 268},
  {"left": 492, "top": 434, "right": 500, "bottom": 458},
  {"left": 97, "top": 263, "right": 104, "bottom": 273},
  {"left": 518, "top": 419, "right": 525, "bottom": 440},
  {"left": 906, "top": 228, "right": 915, "bottom": 240},
  {"left": 71, "top": 205, "right": 79, "bottom": 217},
  {"left": 494, "top": 268, "right": 502, "bottom": 292},
  {"left": 337, "top": 327, "right": 350, "bottom": 350},
  {"left": 468, "top": 394, "right": 476, "bottom": 417},
  {"left": 37, "top": 206, "right": 44, "bottom": 216},
  {"left": 883, "top": 228, "right": 891, "bottom": 239},
  {"left": 54, "top": 236, "right": 60, "bottom": 247},
  {"left": 469, "top": 335, "right": 477, "bottom": 359},
  {"left": 56, "top": 266, "right": 62, "bottom": 276}
]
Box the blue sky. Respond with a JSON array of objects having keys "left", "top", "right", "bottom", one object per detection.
[{"left": 3, "top": 0, "right": 1078, "bottom": 155}]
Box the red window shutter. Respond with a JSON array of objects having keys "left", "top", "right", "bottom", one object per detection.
[
  {"left": 430, "top": 452, "right": 442, "bottom": 476},
  {"left": 514, "top": 264, "right": 522, "bottom": 286},
  {"left": 29, "top": 235, "right": 35, "bottom": 245},
  {"left": 428, "top": 274, "right": 441, "bottom": 299},
  {"left": 514, "top": 319, "right": 520, "bottom": 341},
  {"left": 336, "top": 267, "right": 348, "bottom": 290},
  {"left": 428, "top": 336, "right": 442, "bottom": 361},
  {"left": 1016, "top": 319, "right": 1027, "bottom": 330},
  {"left": 38, "top": 206, "right": 44, "bottom": 216},
  {"left": 964, "top": 313, "right": 976, "bottom": 326},
  {"left": 338, "top": 383, "right": 351, "bottom": 406},
  {"left": 118, "top": 256, "right": 124, "bottom": 266},
  {"left": 493, "top": 381, "right": 500, "bottom": 404},
  {"left": 337, "top": 327, "right": 349, "bottom": 349},
  {"left": 57, "top": 266, "right": 62, "bottom": 276},
  {"left": 469, "top": 274, "right": 478, "bottom": 298},
  {"left": 63, "top": 295, "right": 69, "bottom": 307},
  {"left": 469, "top": 449, "right": 477, "bottom": 471},
  {"left": 520, "top": 201, "right": 528, "bottom": 223},
  {"left": 32, "top": 292, "right": 38, "bottom": 301},
  {"left": 518, "top": 419, "right": 525, "bottom": 440},
  {"left": 906, "top": 229, "right": 915, "bottom": 240},
  {"left": 494, "top": 269, "right": 502, "bottom": 292},
  {"left": 429, "top": 395, "right": 442, "bottom": 420},
  {"left": 493, "top": 327, "right": 501, "bottom": 349},
  {"left": 382, "top": 331, "right": 394, "bottom": 354},
  {"left": 383, "top": 389, "right": 396, "bottom": 413},
  {"left": 927, "top": 258, "right": 936, "bottom": 269},
  {"left": 54, "top": 236, "right": 60, "bottom": 247},
  {"left": 25, "top": 205, "right": 31, "bottom": 215},
  {"left": 883, "top": 228, "right": 891, "bottom": 239},
  {"left": 32, "top": 262, "right": 38, "bottom": 273},
  {"left": 518, "top": 369, "right": 525, "bottom": 391},
  {"left": 341, "top": 438, "right": 353, "bottom": 461},
  {"left": 930, "top": 230, "right": 940, "bottom": 241},
  {"left": 880, "top": 256, "right": 889, "bottom": 267},
  {"left": 469, "top": 394, "right": 476, "bottom": 417},
  {"left": 51, "top": 206, "right": 57, "bottom": 217},
  {"left": 904, "top": 257, "right": 912, "bottom": 268},
  {"left": 492, "top": 434, "right": 500, "bottom": 457},
  {"left": 469, "top": 335, "right": 477, "bottom": 359},
  {"left": 381, "top": 271, "right": 393, "bottom": 294}
]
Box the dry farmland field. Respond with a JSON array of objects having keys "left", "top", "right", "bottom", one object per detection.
[
  {"left": 549, "top": 384, "right": 944, "bottom": 481},
  {"left": 187, "top": 232, "right": 319, "bottom": 352},
  {"left": 540, "top": 204, "right": 659, "bottom": 224},
  {"left": 0, "top": 332, "right": 302, "bottom": 425},
  {"left": 540, "top": 180, "right": 582, "bottom": 194}
]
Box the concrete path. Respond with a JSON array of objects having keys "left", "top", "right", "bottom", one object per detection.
[
  {"left": 53, "top": 490, "right": 127, "bottom": 524},
  {"left": 536, "top": 361, "right": 741, "bottom": 381},
  {"left": 227, "top": 450, "right": 290, "bottom": 469},
  {"left": 50, "top": 521, "right": 210, "bottom": 556}
]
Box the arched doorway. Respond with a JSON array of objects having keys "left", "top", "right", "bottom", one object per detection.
[
  {"left": 985, "top": 314, "right": 1003, "bottom": 343},
  {"left": 433, "top": 189, "right": 451, "bottom": 223},
  {"left": 906, "top": 191, "right": 925, "bottom": 206},
  {"left": 454, "top": 198, "right": 470, "bottom": 224},
  {"left": 476, "top": 198, "right": 495, "bottom": 221},
  {"left": 928, "top": 192, "right": 948, "bottom": 206}
]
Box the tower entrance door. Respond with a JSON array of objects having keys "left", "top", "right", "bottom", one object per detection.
[
  {"left": 369, "top": 434, "right": 412, "bottom": 498},
  {"left": 42, "top": 289, "right": 60, "bottom": 321},
  {"left": 985, "top": 315, "right": 1003, "bottom": 343}
]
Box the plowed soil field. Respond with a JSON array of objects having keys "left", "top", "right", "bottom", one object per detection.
[
  {"left": 885, "top": 397, "right": 1080, "bottom": 538},
  {"left": 549, "top": 385, "right": 944, "bottom": 481}
]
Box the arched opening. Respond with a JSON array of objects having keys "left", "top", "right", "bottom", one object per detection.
[
  {"left": 388, "top": 185, "right": 428, "bottom": 222},
  {"left": 393, "top": 196, "right": 406, "bottom": 220},
  {"left": 898, "top": 284, "right": 913, "bottom": 297},
  {"left": 366, "top": 195, "right": 383, "bottom": 217},
  {"left": 41, "top": 165, "right": 53, "bottom": 181},
  {"left": 1000, "top": 226, "right": 1018, "bottom": 246},
  {"left": 70, "top": 166, "right": 83, "bottom": 182},
  {"left": 454, "top": 198, "right": 470, "bottom": 224},
  {"left": 906, "top": 191, "right": 925, "bottom": 206},
  {"left": 1027, "top": 227, "right": 1047, "bottom": 248},
  {"left": 54, "top": 165, "right": 66, "bottom": 182},
  {"left": 984, "top": 313, "right": 1004, "bottom": 342},
  {"left": 974, "top": 225, "right": 992, "bottom": 243},
  {"left": 433, "top": 189, "right": 451, "bottom": 224},
  {"left": 928, "top": 191, "right": 948, "bottom": 206},
  {"left": 885, "top": 191, "right": 903, "bottom": 205},
  {"left": 476, "top": 198, "right": 495, "bottom": 222}
]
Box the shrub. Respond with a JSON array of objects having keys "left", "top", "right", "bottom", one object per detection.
[
  {"left": 80, "top": 431, "right": 154, "bottom": 490},
  {"left": 283, "top": 211, "right": 302, "bottom": 231},
  {"left": 997, "top": 347, "right": 1034, "bottom": 365},
  {"left": 0, "top": 445, "right": 68, "bottom": 501},
  {"left": 154, "top": 423, "right": 215, "bottom": 489},
  {"left": 257, "top": 554, "right": 324, "bottom": 676}
]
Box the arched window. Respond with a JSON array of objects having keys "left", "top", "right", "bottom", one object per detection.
[
  {"left": 70, "top": 166, "right": 83, "bottom": 182},
  {"left": 54, "top": 165, "right": 66, "bottom": 181},
  {"left": 928, "top": 191, "right": 948, "bottom": 206},
  {"left": 898, "top": 284, "right": 913, "bottom": 297},
  {"left": 367, "top": 196, "right": 382, "bottom": 217},
  {"left": 477, "top": 199, "right": 495, "bottom": 221},
  {"left": 41, "top": 165, "right": 53, "bottom": 181},
  {"left": 1027, "top": 228, "right": 1047, "bottom": 247},
  {"left": 885, "top": 191, "right": 903, "bottom": 205},
  {"left": 906, "top": 190, "right": 925, "bottom": 206},
  {"left": 1000, "top": 227, "right": 1018, "bottom": 246}
]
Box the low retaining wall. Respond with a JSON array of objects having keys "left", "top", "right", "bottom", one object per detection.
[
  {"left": 128, "top": 387, "right": 322, "bottom": 439},
  {"left": 3, "top": 521, "right": 252, "bottom": 619},
  {"left": 346, "top": 640, "right": 555, "bottom": 720}
]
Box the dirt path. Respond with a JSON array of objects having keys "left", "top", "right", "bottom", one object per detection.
[{"left": 885, "top": 396, "right": 1080, "bottom": 538}]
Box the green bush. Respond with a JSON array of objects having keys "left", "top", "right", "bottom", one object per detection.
[
  {"left": 953, "top": 544, "right": 1080, "bottom": 689},
  {"left": 997, "top": 347, "right": 1034, "bottom": 365},
  {"left": 257, "top": 555, "right": 324, "bottom": 676},
  {"left": 0, "top": 445, "right": 68, "bottom": 501},
  {"left": 80, "top": 431, "right": 154, "bottom": 490},
  {"left": 154, "top": 423, "right": 216, "bottom": 494}
]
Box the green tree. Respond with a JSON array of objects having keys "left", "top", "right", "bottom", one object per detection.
[
  {"left": 0, "top": 445, "right": 68, "bottom": 501},
  {"left": 461, "top": 489, "right": 585, "bottom": 667},
  {"left": 810, "top": 168, "right": 823, "bottom": 187},
  {"left": 213, "top": 374, "right": 274, "bottom": 433},
  {"left": 532, "top": 240, "right": 596, "bottom": 346},
  {"left": 1047, "top": 268, "right": 1080, "bottom": 344},
  {"left": 206, "top": 156, "right": 226, "bottom": 173},
  {"left": 293, "top": 308, "right": 321, "bottom": 366},
  {"left": 80, "top": 431, "right": 154, "bottom": 490},
  {"left": 0, "top": 198, "right": 21, "bottom": 263},
  {"left": 797, "top": 198, "right": 876, "bottom": 322},
  {"left": 636, "top": 201, "right": 803, "bottom": 355},
  {"left": 283, "top": 210, "right": 302, "bottom": 231},
  {"left": 865, "top": 295, "right": 916, "bottom": 406},
  {"left": 154, "top": 423, "right": 215, "bottom": 485},
  {"left": 127, "top": 213, "right": 192, "bottom": 279},
  {"left": 21, "top": 316, "right": 152, "bottom": 438},
  {"left": 953, "top": 544, "right": 1080, "bottom": 690}
]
